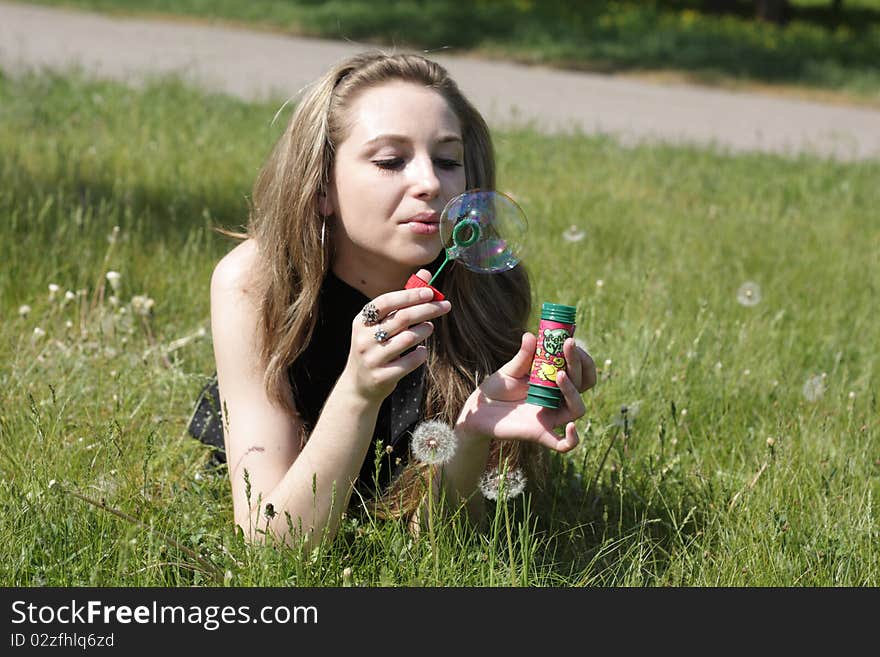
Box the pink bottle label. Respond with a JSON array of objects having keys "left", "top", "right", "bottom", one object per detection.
[{"left": 528, "top": 319, "right": 576, "bottom": 388}]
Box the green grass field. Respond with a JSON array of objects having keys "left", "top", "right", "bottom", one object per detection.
[
  {"left": 17, "top": 0, "right": 880, "bottom": 104},
  {"left": 1, "top": 70, "right": 878, "bottom": 586}
]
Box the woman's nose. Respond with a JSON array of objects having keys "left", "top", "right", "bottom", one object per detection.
[{"left": 410, "top": 156, "right": 441, "bottom": 199}]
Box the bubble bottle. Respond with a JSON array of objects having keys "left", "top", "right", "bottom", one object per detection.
[{"left": 526, "top": 302, "right": 577, "bottom": 408}]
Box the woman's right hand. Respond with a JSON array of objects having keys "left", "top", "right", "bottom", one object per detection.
[{"left": 340, "top": 274, "right": 451, "bottom": 403}]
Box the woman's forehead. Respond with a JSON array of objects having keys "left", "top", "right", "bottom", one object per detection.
[{"left": 341, "top": 81, "right": 462, "bottom": 146}]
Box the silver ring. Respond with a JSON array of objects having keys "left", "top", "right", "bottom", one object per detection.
[
  {"left": 374, "top": 329, "right": 389, "bottom": 343},
  {"left": 361, "top": 302, "right": 380, "bottom": 326}
]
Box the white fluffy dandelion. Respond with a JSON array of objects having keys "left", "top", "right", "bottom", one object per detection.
[
  {"left": 48, "top": 283, "right": 60, "bottom": 301},
  {"left": 802, "top": 374, "right": 826, "bottom": 403},
  {"left": 32, "top": 327, "right": 46, "bottom": 340},
  {"left": 105, "top": 271, "right": 121, "bottom": 292},
  {"left": 613, "top": 400, "right": 641, "bottom": 427},
  {"left": 479, "top": 467, "right": 527, "bottom": 501},
  {"left": 410, "top": 420, "right": 457, "bottom": 465},
  {"left": 131, "top": 294, "right": 155, "bottom": 316},
  {"left": 18, "top": 305, "right": 31, "bottom": 318},
  {"left": 562, "top": 225, "right": 586, "bottom": 243},
  {"left": 736, "top": 281, "right": 762, "bottom": 307}
]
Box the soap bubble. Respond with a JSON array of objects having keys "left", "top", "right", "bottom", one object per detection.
[{"left": 439, "top": 190, "right": 527, "bottom": 273}]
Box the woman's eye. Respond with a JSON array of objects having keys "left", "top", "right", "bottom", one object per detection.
[
  {"left": 435, "top": 158, "right": 463, "bottom": 169},
  {"left": 373, "top": 158, "right": 404, "bottom": 171}
]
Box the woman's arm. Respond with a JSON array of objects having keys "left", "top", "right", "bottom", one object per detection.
[
  {"left": 211, "top": 241, "right": 450, "bottom": 548},
  {"left": 211, "top": 240, "right": 379, "bottom": 547},
  {"left": 436, "top": 333, "right": 597, "bottom": 523}
]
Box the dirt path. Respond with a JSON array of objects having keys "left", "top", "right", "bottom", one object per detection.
[{"left": 2, "top": 1, "right": 879, "bottom": 161}]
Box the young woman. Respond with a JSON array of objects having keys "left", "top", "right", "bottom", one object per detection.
[{"left": 190, "top": 51, "right": 596, "bottom": 548}]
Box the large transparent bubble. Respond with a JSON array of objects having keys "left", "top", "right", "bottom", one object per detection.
[{"left": 439, "top": 190, "right": 527, "bottom": 273}]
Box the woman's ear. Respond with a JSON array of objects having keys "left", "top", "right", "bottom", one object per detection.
[{"left": 318, "top": 185, "right": 335, "bottom": 217}]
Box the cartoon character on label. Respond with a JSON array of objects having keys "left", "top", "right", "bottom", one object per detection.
[{"left": 532, "top": 328, "right": 570, "bottom": 383}]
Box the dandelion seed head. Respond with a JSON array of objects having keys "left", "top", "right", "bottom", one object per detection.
[
  {"left": 131, "top": 295, "right": 155, "bottom": 316},
  {"left": 63, "top": 290, "right": 76, "bottom": 304},
  {"left": 479, "top": 467, "right": 527, "bottom": 501},
  {"left": 603, "top": 358, "right": 612, "bottom": 368},
  {"left": 596, "top": 279, "right": 604, "bottom": 288},
  {"left": 848, "top": 391, "right": 856, "bottom": 400},
  {"left": 766, "top": 437, "right": 776, "bottom": 448},
  {"left": 411, "top": 419, "right": 457, "bottom": 465},
  {"left": 105, "top": 271, "right": 121, "bottom": 291},
  {"left": 18, "top": 305, "right": 31, "bottom": 318},
  {"left": 562, "top": 225, "right": 586, "bottom": 243},
  {"left": 32, "top": 327, "right": 46, "bottom": 340},
  {"left": 802, "top": 374, "right": 825, "bottom": 402},
  {"left": 736, "top": 281, "right": 762, "bottom": 307},
  {"left": 48, "top": 283, "right": 60, "bottom": 301}
]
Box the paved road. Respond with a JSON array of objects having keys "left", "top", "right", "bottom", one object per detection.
[{"left": 2, "top": 1, "right": 879, "bottom": 161}]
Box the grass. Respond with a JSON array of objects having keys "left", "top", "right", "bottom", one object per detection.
[
  {"left": 15, "top": 0, "right": 880, "bottom": 105},
  {"left": 1, "top": 70, "right": 878, "bottom": 586}
]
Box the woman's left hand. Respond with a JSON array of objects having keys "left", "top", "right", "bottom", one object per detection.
[{"left": 455, "top": 332, "right": 597, "bottom": 452}]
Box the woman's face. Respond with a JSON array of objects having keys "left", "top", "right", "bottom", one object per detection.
[{"left": 326, "top": 80, "right": 467, "bottom": 283}]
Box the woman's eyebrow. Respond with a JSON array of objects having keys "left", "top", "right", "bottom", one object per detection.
[{"left": 362, "top": 133, "right": 463, "bottom": 147}]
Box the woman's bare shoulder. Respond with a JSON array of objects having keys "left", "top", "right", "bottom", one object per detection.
[{"left": 211, "top": 239, "right": 260, "bottom": 302}]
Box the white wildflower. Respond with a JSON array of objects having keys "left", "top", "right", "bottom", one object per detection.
[
  {"left": 596, "top": 279, "right": 604, "bottom": 288},
  {"left": 32, "top": 327, "right": 46, "bottom": 340},
  {"left": 108, "top": 295, "right": 119, "bottom": 308},
  {"left": 848, "top": 391, "right": 856, "bottom": 400},
  {"left": 105, "top": 270, "right": 121, "bottom": 292},
  {"left": 411, "top": 420, "right": 457, "bottom": 465},
  {"left": 736, "top": 281, "right": 761, "bottom": 307},
  {"left": 131, "top": 295, "right": 155, "bottom": 316},
  {"left": 562, "top": 225, "right": 586, "bottom": 243},
  {"left": 479, "top": 467, "right": 527, "bottom": 501},
  {"left": 603, "top": 358, "right": 612, "bottom": 369},
  {"left": 48, "top": 283, "right": 60, "bottom": 301},
  {"left": 18, "top": 305, "right": 31, "bottom": 318},
  {"left": 802, "top": 373, "right": 826, "bottom": 403},
  {"left": 63, "top": 290, "right": 76, "bottom": 305}
]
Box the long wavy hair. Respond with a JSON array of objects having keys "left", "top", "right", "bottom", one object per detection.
[{"left": 244, "top": 51, "right": 542, "bottom": 519}]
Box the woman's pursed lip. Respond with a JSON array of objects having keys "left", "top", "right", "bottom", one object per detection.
[{"left": 402, "top": 211, "right": 439, "bottom": 223}]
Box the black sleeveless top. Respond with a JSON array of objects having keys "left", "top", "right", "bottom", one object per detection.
[{"left": 187, "top": 269, "right": 435, "bottom": 497}]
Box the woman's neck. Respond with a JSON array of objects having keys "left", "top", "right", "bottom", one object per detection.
[{"left": 331, "top": 257, "right": 413, "bottom": 299}]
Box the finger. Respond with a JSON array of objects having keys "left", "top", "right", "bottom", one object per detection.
[
  {"left": 382, "top": 299, "right": 451, "bottom": 334},
  {"left": 557, "top": 422, "right": 580, "bottom": 453},
  {"left": 556, "top": 370, "right": 586, "bottom": 419},
  {"left": 372, "top": 322, "right": 435, "bottom": 366},
  {"left": 386, "top": 344, "right": 429, "bottom": 378},
  {"left": 415, "top": 268, "right": 432, "bottom": 283},
  {"left": 563, "top": 338, "right": 582, "bottom": 388},
  {"left": 498, "top": 332, "right": 536, "bottom": 379},
  {"left": 535, "top": 421, "right": 579, "bottom": 453},
  {"left": 359, "top": 287, "right": 436, "bottom": 325},
  {"left": 579, "top": 350, "right": 597, "bottom": 392}
]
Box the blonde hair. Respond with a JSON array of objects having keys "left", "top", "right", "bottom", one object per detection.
[{"left": 244, "top": 51, "right": 541, "bottom": 519}]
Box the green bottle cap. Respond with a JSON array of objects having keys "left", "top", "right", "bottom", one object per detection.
[
  {"left": 526, "top": 383, "right": 562, "bottom": 408},
  {"left": 541, "top": 302, "right": 577, "bottom": 325}
]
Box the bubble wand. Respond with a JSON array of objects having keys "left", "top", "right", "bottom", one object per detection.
[{"left": 404, "top": 189, "right": 528, "bottom": 299}]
